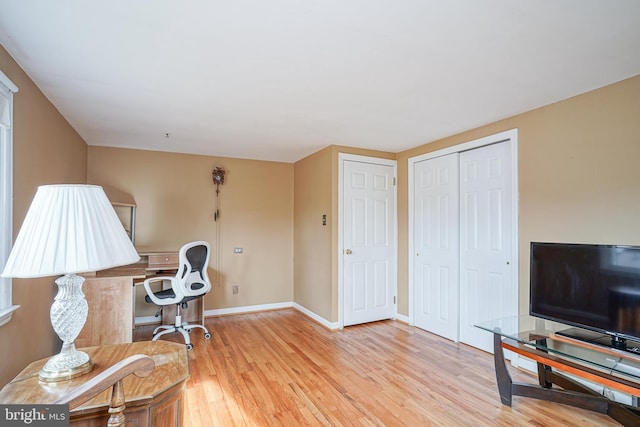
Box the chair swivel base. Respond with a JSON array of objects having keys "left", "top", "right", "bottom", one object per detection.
[{"left": 152, "top": 316, "right": 211, "bottom": 350}]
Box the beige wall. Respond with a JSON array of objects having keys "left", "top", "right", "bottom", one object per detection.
[
  {"left": 293, "top": 147, "right": 333, "bottom": 320},
  {"left": 396, "top": 74, "right": 640, "bottom": 317},
  {"left": 0, "top": 45, "right": 88, "bottom": 387},
  {"left": 87, "top": 147, "right": 294, "bottom": 311}
]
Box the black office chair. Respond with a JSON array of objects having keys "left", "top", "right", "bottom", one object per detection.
[{"left": 143, "top": 241, "right": 212, "bottom": 350}]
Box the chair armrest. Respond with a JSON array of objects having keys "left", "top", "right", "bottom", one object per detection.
[
  {"left": 54, "top": 354, "right": 154, "bottom": 427},
  {"left": 143, "top": 276, "right": 183, "bottom": 305},
  {"left": 55, "top": 354, "right": 154, "bottom": 408}
]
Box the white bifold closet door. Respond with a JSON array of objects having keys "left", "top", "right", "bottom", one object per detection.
[
  {"left": 413, "top": 141, "right": 515, "bottom": 353},
  {"left": 458, "top": 141, "right": 515, "bottom": 353},
  {"left": 413, "top": 153, "right": 460, "bottom": 341}
]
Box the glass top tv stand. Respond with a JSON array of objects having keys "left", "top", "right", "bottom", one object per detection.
[{"left": 476, "top": 315, "right": 640, "bottom": 426}]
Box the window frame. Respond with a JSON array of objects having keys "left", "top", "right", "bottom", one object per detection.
[{"left": 0, "top": 70, "right": 19, "bottom": 327}]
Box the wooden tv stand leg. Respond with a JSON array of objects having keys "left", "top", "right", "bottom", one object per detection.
[{"left": 491, "top": 332, "right": 640, "bottom": 426}]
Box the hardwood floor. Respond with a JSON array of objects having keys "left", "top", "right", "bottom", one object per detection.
[{"left": 134, "top": 309, "right": 619, "bottom": 426}]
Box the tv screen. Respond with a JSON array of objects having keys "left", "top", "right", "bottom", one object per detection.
[{"left": 530, "top": 242, "right": 640, "bottom": 345}]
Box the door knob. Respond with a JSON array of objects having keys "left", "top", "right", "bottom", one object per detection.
[{"left": 345, "top": 249, "right": 352, "bottom": 255}]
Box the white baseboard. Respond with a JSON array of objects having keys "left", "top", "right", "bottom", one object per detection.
[
  {"left": 292, "top": 303, "right": 341, "bottom": 330},
  {"left": 201, "top": 302, "right": 400, "bottom": 331},
  {"left": 515, "top": 355, "right": 537, "bottom": 373},
  {"left": 151, "top": 300, "right": 397, "bottom": 331},
  {"left": 136, "top": 303, "right": 295, "bottom": 325},
  {"left": 395, "top": 313, "right": 409, "bottom": 324},
  {"left": 203, "top": 301, "right": 342, "bottom": 330},
  {"left": 138, "top": 301, "right": 328, "bottom": 326},
  {"left": 135, "top": 315, "right": 160, "bottom": 325},
  {"left": 205, "top": 301, "right": 293, "bottom": 317}
]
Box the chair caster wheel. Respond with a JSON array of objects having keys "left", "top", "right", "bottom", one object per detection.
[
  {"left": 204, "top": 332, "right": 211, "bottom": 340},
  {"left": 186, "top": 343, "right": 194, "bottom": 350}
]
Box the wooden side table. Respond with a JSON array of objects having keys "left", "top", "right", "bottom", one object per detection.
[{"left": 0, "top": 341, "right": 189, "bottom": 426}]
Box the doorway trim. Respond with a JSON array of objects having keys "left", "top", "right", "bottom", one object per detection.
[
  {"left": 407, "top": 128, "right": 519, "bottom": 326},
  {"left": 338, "top": 153, "right": 398, "bottom": 328}
]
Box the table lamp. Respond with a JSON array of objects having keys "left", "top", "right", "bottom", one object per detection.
[{"left": 1, "top": 184, "right": 140, "bottom": 382}]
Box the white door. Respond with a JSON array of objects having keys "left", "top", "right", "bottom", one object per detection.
[
  {"left": 413, "top": 153, "right": 460, "bottom": 340},
  {"left": 342, "top": 158, "right": 396, "bottom": 326},
  {"left": 459, "top": 141, "right": 516, "bottom": 353}
]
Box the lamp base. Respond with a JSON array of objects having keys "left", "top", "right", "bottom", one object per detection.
[
  {"left": 39, "top": 349, "right": 93, "bottom": 382},
  {"left": 40, "top": 273, "right": 94, "bottom": 383}
]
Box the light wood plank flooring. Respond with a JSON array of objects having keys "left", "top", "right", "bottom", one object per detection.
[{"left": 134, "top": 309, "right": 619, "bottom": 426}]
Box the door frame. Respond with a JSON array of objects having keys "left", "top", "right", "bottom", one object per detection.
[
  {"left": 408, "top": 129, "right": 519, "bottom": 327},
  {"left": 338, "top": 153, "right": 398, "bottom": 328}
]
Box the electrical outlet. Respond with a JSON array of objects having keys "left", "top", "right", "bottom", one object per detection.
[
  {"left": 233, "top": 247, "right": 243, "bottom": 253},
  {"left": 232, "top": 284, "right": 239, "bottom": 294}
]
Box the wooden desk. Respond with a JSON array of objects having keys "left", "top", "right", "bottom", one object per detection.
[
  {"left": 78, "top": 272, "right": 144, "bottom": 348},
  {"left": 77, "top": 249, "right": 205, "bottom": 347},
  {"left": 138, "top": 249, "right": 179, "bottom": 271},
  {"left": 0, "top": 341, "right": 189, "bottom": 426},
  {"left": 77, "top": 249, "right": 186, "bottom": 348}
]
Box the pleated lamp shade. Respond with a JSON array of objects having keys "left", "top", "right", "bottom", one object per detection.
[{"left": 2, "top": 184, "right": 139, "bottom": 278}]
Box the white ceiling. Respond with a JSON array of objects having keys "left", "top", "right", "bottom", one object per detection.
[{"left": 1, "top": 1, "right": 639, "bottom": 163}]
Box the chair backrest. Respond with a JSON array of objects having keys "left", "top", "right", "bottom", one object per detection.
[{"left": 177, "top": 241, "right": 212, "bottom": 298}]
